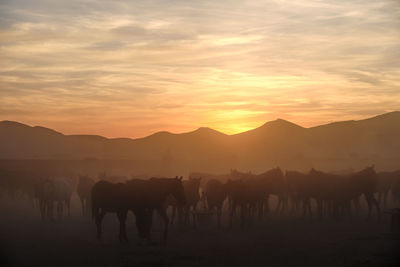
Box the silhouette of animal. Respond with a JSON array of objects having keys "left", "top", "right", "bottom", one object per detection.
[
  {"left": 35, "top": 177, "right": 73, "bottom": 221},
  {"left": 228, "top": 168, "right": 287, "bottom": 226},
  {"left": 181, "top": 177, "right": 201, "bottom": 227},
  {"left": 392, "top": 176, "right": 400, "bottom": 204},
  {"left": 91, "top": 177, "right": 186, "bottom": 243},
  {"left": 77, "top": 175, "right": 95, "bottom": 215},
  {"left": 98, "top": 171, "right": 127, "bottom": 183},
  {"left": 286, "top": 170, "right": 312, "bottom": 217},
  {"left": 308, "top": 166, "right": 380, "bottom": 221},
  {"left": 205, "top": 179, "right": 228, "bottom": 227},
  {"left": 257, "top": 168, "right": 288, "bottom": 216},
  {"left": 377, "top": 171, "right": 400, "bottom": 208}
]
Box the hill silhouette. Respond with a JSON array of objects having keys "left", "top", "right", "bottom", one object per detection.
[{"left": 1, "top": 112, "right": 400, "bottom": 170}]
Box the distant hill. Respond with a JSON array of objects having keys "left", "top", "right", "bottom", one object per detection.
[{"left": 1, "top": 112, "right": 400, "bottom": 170}]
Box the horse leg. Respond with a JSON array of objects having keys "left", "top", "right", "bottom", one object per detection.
[
  {"left": 229, "top": 202, "right": 235, "bottom": 229},
  {"left": 264, "top": 195, "right": 270, "bottom": 216},
  {"left": 192, "top": 205, "right": 197, "bottom": 229},
  {"left": 240, "top": 204, "right": 246, "bottom": 229},
  {"left": 317, "top": 199, "right": 323, "bottom": 222},
  {"left": 383, "top": 191, "right": 388, "bottom": 209},
  {"left": 184, "top": 206, "right": 189, "bottom": 225},
  {"left": 170, "top": 206, "right": 176, "bottom": 225},
  {"left": 276, "top": 196, "right": 282, "bottom": 214},
  {"left": 39, "top": 199, "right": 45, "bottom": 220},
  {"left": 301, "top": 198, "right": 307, "bottom": 218},
  {"left": 307, "top": 198, "right": 312, "bottom": 218},
  {"left": 365, "top": 194, "right": 373, "bottom": 221},
  {"left": 353, "top": 197, "right": 360, "bottom": 215},
  {"left": 95, "top": 211, "right": 106, "bottom": 240},
  {"left": 135, "top": 210, "right": 146, "bottom": 243},
  {"left": 117, "top": 211, "right": 128, "bottom": 243},
  {"left": 372, "top": 195, "right": 381, "bottom": 221},
  {"left": 67, "top": 198, "right": 70, "bottom": 216},
  {"left": 217, "top": 206, "right": 222, "bottom": 228},
  {"left": 48, "top": 201, "right": 54, "bottom": 221},
  {"left": 80, "top": 198, "right": 85, "bottom": 216},
  {"left": 347, "top": 201, "right": 352, "bottom": 222},
  {"left": 283, "top": 194, "right": 288, "bottom": 214},
  {"left": 57, "top": 201, "right": 63, "bottom": 221},
  {"left": 157, "top": 207, "right": 169, "bottom": 242}
]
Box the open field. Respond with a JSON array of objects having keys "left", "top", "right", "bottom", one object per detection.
[{"left": 1, "top": 194, "right": 399, "bottom": 267}]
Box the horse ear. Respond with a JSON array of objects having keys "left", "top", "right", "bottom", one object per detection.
[{"left": 179, "top": 176, "right": 183, "bottom": 181}]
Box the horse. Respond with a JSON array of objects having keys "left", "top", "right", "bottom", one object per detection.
[
  {"left": 286, "top": 170, "right": 312, "bottom": 217},
  {"left": 91, "top": 181, "right": 129, "bottom": 242},
  {"left": 308, "top": 166, "right": 380, "bottom": 221},
  {"left": 92, "top": 177, "right": 186, "bottom": 243},
  {"left": 35, "top": 177, "right": 73, "bottom": 221},
  {"left": 205, "top": 179, "right": 228, "bottom": 227},
  {"left": 392, "top": 176, "right": 400, "bottom": 204},
  {"left": 182, "top": 177, "right": 201, "bottom": 228},
  {"left": 35, "top": 179, "right": 55, "bottom": 220},
  {"left": 77, "top": 175, "right": 95, "bottom": 216},
  {"left": 377, "top": 171, "right": 400, "bottom": 208},
  {"left": 257, "top": 167, "right": 287, "bottom": 216},
  {"left": 51, "top": 177, "right": 73, "bottom": 219},
  {"left": 98, "top": 171, "right": 128, "bottom": 183},
  {"left": 349, "top": 166, "right": 380, "bottom": 221}
]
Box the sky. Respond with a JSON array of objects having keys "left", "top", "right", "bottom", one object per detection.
[{"left": 0, "top": 0, "right": 399, "bottom": 138}]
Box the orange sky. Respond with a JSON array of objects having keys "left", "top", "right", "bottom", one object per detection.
[{"left": 1, "top": 0, "right": 400, "bottom": 138}]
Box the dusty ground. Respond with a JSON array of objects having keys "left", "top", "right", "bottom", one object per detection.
[{"left": 0, "top": 194, "right": 399, "bottom": 267}]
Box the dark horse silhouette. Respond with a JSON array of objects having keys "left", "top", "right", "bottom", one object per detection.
[
  {"left": 182, "top": 177, "right": 202, "bottom": 227},
  {"left": 227, "top": 168, "right": 286, "bottom": 228},
  {"left": 35, "top": 177, "right": 73, "bottom": 221},
  {"left": 286, "top": 170, "right": 312, "bottom": 217},
  {"left": 205, "top": 179, "right": 228, "bottom": 227},
  {"left": 91, "top": 177, "right": 186, "bottom": 243},
  {"left": 308, "top": 166, "right": 380, "bottom": 221},
  {"left": 77, "top": 175, "right": 95, "bottom": 216}
]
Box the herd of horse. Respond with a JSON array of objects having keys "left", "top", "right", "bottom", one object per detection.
[{"left": 1, "top": 166, "right": 400, "bottom": 243}]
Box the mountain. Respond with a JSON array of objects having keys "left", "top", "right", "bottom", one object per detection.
[{"left": 1, "top": 112, "right": 400, "bottom": 170}]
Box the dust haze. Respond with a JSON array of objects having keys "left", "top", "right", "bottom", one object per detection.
[{"left": 1, "top": 113, "right": 400, "bottom": 266}]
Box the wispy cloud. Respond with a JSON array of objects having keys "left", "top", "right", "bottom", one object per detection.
[{"left": 0, "top": 0, "right": 399, "bottom": 137}]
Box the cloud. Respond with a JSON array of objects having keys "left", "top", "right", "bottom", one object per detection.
[{"left": 0, "top": 0, "right": 399, "bottom": 137}]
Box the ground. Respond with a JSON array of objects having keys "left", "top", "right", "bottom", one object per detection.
[{"left": 0, "top": 194, "right": 399, "bottom": 267}]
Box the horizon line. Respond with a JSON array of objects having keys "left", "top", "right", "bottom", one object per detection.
[{"left": 1, "top": 111, "right": 399, "bottom": 140}]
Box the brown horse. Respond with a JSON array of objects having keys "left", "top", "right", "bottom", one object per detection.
[
  {"left": 228, "top": 168, "right": 286, "bottom": 225},
  {"left": 226, "top": 169, "right": 264, "bottom": 228},
  {"left": 286, "top": 170, "right": 312, "bottom": 217},
  {"left": 257, "top": 167, "right": 287, "bottom": 216},
  {"left": 205, "top": 179, "right": 228, "bottom": 227},
  {"left": 35, "top": 177, "right": 73, "bottom": 221},
  {"left": 392, "top": 176, "right": 400, "bottom": 204},
  {"left": 349, "top": 166, "right": 380, "bottom": 221},
  {"left": 308, "top": 166, "right": 380, "bottom": 221},
  {"left": 182, "top": 177, "right": 201, "bottom": 227},
  {"left": 377, "top": 171, "right": 400, "bottom": 208},
  {"left": 91, "top": 177, "right": 186, "bottom": 243}
]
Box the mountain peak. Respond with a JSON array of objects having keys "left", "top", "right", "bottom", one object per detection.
[
  {"left": 0, "top": 120, "right": 30, "bottom": 128},
  {"left": 33, "top": 126, "right": 63, "bottom": 135},
  {"left": 262, "top": 118, "right": 303, "bottom": 129},
  {"left": 187, "top": 127, "right": 226, "bottom": 136},
  {"left": 364, "top": 111, "right": 400, "bottom": 121}
]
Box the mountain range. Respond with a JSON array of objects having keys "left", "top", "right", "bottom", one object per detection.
[{"left": 1, "top": 112, "right": 400, "bottom": 171}]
